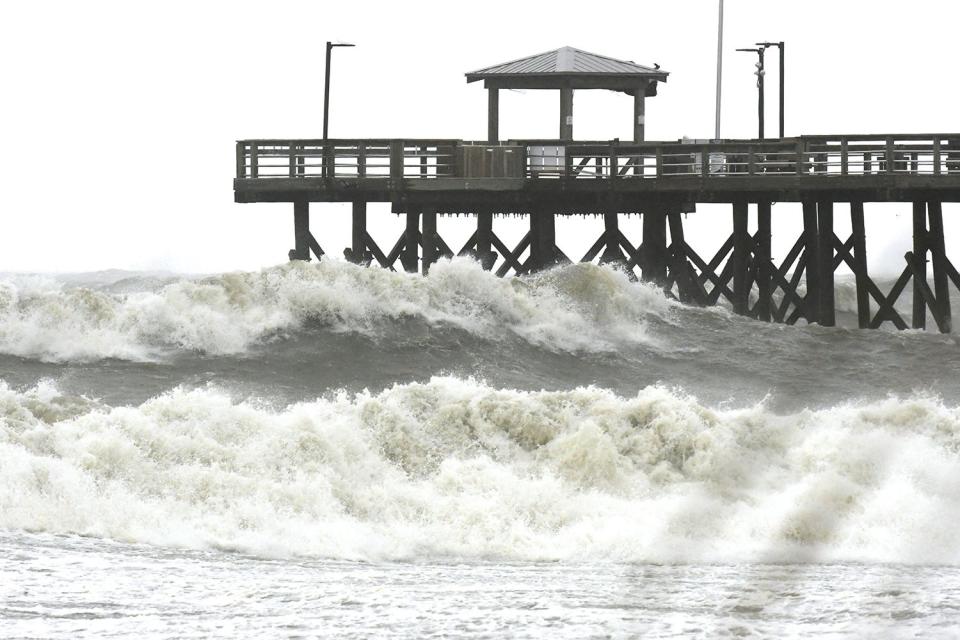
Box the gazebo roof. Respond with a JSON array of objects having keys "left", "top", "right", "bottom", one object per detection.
[{"left": 465, "top": 46, "right": 668, "bottom": 90}]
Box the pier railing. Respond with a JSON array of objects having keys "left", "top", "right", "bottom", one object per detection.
[{"left": 236, "top": 135, "right": 960, "bottom": 181}]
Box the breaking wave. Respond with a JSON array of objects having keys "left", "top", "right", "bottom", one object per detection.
[
  {"left": 0, "top": 260, "right": 672, "bottom": 363},
  {"left": 3, "top": 376, "right": 960, "bottom": 564}
]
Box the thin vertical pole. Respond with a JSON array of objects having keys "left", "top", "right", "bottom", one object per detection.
[
  {"left": 817, "top": 201, "right": 835, "bottom": 326},
  {"left": 756, "top": 201, "right": 772, "bottom": 321},
  {"left": 732, "top": 202, "right": 750, "bottom": 315},
  {"left": 850, "top": 202, "right": 870, "bottom": 329},
  {"left": 714, "top": 0, "right": 724, "bottom": 140},
  {"left": 778, "top": 42, "right": 785, "bottom": 138},
  {"left": 912, "top": 201, "right": 928, "bottom": 329},
  {"left": 758, "top": 48, "right": 765, "bottom": 139},
  {"left": 323, "top": 42, "right": 332, "bottom": 141}
]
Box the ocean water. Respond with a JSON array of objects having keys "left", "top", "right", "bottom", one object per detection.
[{"left": 2, "top": 259, "right": 960, "bottom": 637}]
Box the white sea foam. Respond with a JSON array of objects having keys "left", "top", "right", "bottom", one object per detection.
[
  {"left": 2, "top": 377, "right": 959, "bottom": 564},
  {"left": 0, "top": 260, "right": 671, "bottom": 362}
]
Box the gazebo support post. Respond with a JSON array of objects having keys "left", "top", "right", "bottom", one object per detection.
[
  {"left": 560, "top": 86, "right": 573, "bottom": 140},
  {"left": 634, "top": 83, "right": 647, "bottom": 142},
  {"left": 487, "top": 88, "right": 499, "bottom": 143}
]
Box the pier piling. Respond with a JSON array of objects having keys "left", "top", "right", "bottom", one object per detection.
[
  {"left": 642, "top": 209, "right": 667, "bottom": 285},
  {"left": 817, "top": 201, "right": 835, "bottom": 327},
  {"left": 850, "top": 202, "right": 871, "bottom": 329},
  {"left": 756, "top": 202, "right": 772, "bottom": 322},
  {"left": 731, "top": 202, "right": 750, "bottom": 315}
]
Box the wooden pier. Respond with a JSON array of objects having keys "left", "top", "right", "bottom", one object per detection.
[
  {"left": 232, "top": 48, "right": 960, "bottom": 333},
  {"left": 234, "top": 134, "right": 960, "bottom": 333}
]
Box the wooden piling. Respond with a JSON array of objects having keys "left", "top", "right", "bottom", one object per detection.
[
  {"left": 350, "top": 201, "right": 366, "bottom": 264},
  {"left": 912, "top": 201, "right": 928, "bottom": 329},
  {"left": 529, "top": 208, "right": 557, "bottom": 271},
  {"left": 927, "top": 200, "right": 952, "bottom": 332},
  {"left": 641, "top": 208, "right": 668, "bottom": 285},
  {"left": 600, "top": 212, "right": 623, "bottom": 264},
  {"left": 291, "top": 200, "right": 310, "bottom": 261},
  {"left": 756, "top": 201, "right": 772, "bottom": 321},
  {"left": 667, "top": 211, "right": 705, "bottom": 305},
  {"left": 422, "top": 206, "right": 437, "bottom": 275},
  {"left": 802, "top": 200, "right": 821, "bottom": 323},
  {"left": 731, "top": 202, "right": 750, "bottom": 315},
  {"left": 817, "top": 201, "right": 835, "bottom": 327},
  {"left": 850, "top": 202, "right": 871, "bottom": 329},
  {"left": 476, "top": 210, "right": 494, "bottom": 269},
  {"left": 402, "top": 208, "right": 419, "bottom": 273}
]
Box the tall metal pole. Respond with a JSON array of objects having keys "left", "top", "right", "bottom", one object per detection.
[
  {"left": 323, "top": 41, "right": 355, "bottom": 141},
  {"left": 323, "top": 41, "right": 332, "bottom": 141},
  {"left": 757, "top": 41, "right": 786, "bottom": 140},
  {"left": 714, "top": 0, "right": 724, "bottom": 140},
  {"left": 737, "top": 47, "right": 766, "bottom": 139},
  {"left": 779, "top": 42, "right": 785, "bottom": 138},
  {"left": 758, "top": 41, "right": 785, "bottom": 138},
  {"left": 757, "top": 47, "right": 765, "bottom": 139}
]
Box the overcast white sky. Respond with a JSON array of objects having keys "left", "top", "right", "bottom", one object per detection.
[{"left": 2, "top": 0, "right": 958, "bottom": 274}]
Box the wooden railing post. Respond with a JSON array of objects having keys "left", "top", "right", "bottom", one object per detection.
[
  {"left": 236, "top": 142, "right": 246, "bottom": 179},
  {"left": 840, "top": 139, "right": 849, "bottom": 176},
  {"left": 747, "top": 145, "right": 756, "bottom": 175},
  {"left": 885, "top": 136, "right": 895, "bottom": 174},
  {"left": 609, "top": 140, "right": 619, "bottom": 180},
  {"left": 933, "top": 138, "right": 942, "bottom": 176},
  {"left": 795, "top": 140, "right": 805, "bottom": 175},
  {"left": 323, "top": 142, "right": 335, "bottom": 179},
  {"left": 655, "top": 146, "right": 663, "bottom": 178},
  {"left": 453, "top": 141, "right": 465, "bottom": 178},
  {"left": 358, "top": 142, "right": 367, "bottom": 177},
  {"left": 250, "top": 143, "right": 259, "bottom": 179},
  {"left": 701, "top": 146, "right": 710, "bottom": 178},
  {"left": 390, "top": 140, "right": 404, "bottom": 183}
]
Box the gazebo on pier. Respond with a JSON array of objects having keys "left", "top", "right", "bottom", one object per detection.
[{"left": 465, "top": 46, "right": 668, "bottom": 142}]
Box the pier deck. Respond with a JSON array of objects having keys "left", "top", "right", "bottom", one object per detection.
[{"left": 235, "top": 134, "right": 960, "bottom": 208}]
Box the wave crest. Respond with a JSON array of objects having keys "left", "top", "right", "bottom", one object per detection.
[
  {"left": 2, "top": 377, "right": 959, "bottom": 563},
  {"left": 0, "top": 260, "right": 671, "bottom": 362}
]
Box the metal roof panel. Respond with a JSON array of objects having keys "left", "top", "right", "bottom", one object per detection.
[{"left": 466, "top": 46, "right": 666, "bottom": 80}]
